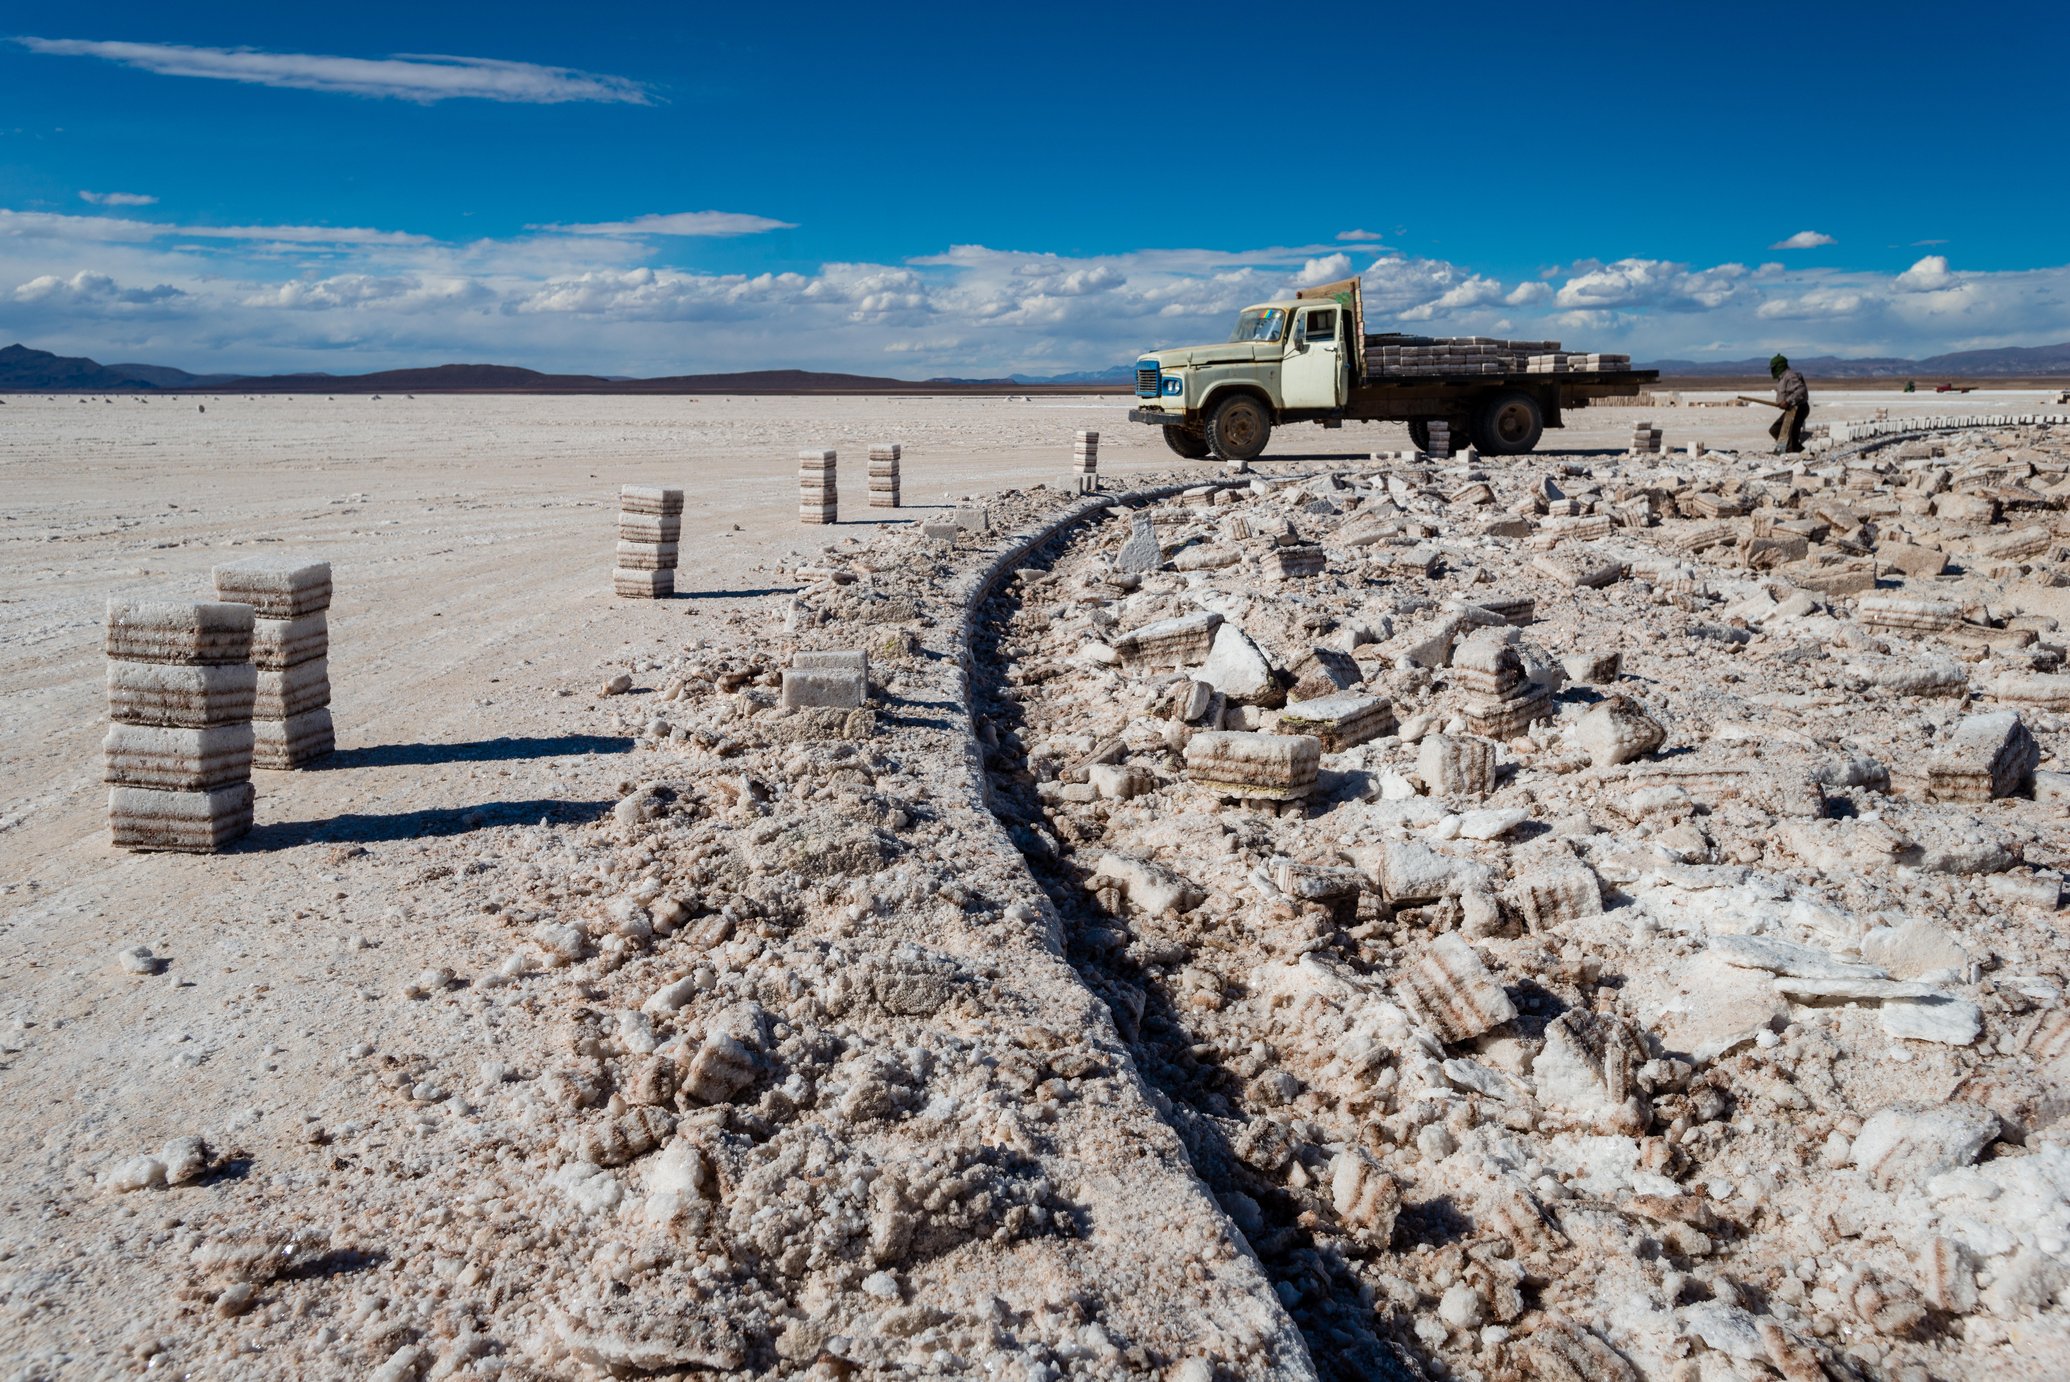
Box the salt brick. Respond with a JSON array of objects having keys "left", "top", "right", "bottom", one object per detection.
[
  {"left": 210, "top": 556, "right": 332, "bottom": 618},
  {"left": 106, "top": 661, "right": 257, "bottom": 728},
  {"left": 106, "top": 598, "right": 254, "bottom": 666},
  {"left": 108, "top": 783, "right": 254, "bottom": 853},
  {"left": 104, "top": 722, "right": 255, "bottom": 792},
  {"left": 252, "top": 707, "right": 334, "bottom": 769}
]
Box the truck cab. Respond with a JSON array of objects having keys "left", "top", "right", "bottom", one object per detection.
[{"left": 1130, "top": 295, "right": 1350, "bottom": 462}]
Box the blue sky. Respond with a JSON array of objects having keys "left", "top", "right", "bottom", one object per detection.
[{"left": 1, "top": 1, "right": 2065, "bottom": 376}]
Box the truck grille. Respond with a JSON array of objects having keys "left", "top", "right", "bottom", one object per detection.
[{"left": 1135, "top": 363, "right": 1160, "bottom": 398}]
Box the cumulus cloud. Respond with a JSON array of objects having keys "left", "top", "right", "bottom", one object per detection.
[
  {"left": 528, "top": 211, "right": 795, "bottom": 237},
  {"left": 1771, "top": 230, "right": 1836, "bottom": 249},
  {"left": 1895, "top": 255, "right": 1953, "bottom": 292},
  {"left": 1755, "top": 289, "right": 1865, "bottom": 320},
  {"left": 1555, "top": 258, "right": 1746, "bottom": 312},
  {"left": 13, "top": 269, "right": 185, "bottom": 311},
  {"left": 13, "top": 37, "right": 652, "bottom": 105},
  {"left": 1504, "top": 281, "right": 1551, "bottom": 307},
  {"left": 79, "top": 190, "right": 157, "bottom": 207},
  {"left": 1293, "top": 253, "right": 1352, "bottom": 287}
]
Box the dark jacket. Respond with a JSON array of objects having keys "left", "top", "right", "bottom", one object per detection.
[{"left": 1776, "top": 368, "right": 1809, "bottom": 410}]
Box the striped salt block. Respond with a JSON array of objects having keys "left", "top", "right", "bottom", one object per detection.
[
  {"left": 250, "top": 612, "right": 327, "bottom": 671},
  {"left": 618, "top": 512, "right": 682, "bottom": 544},
  {"left": 107, "top": 661, "right": 257, "bottom": 728},
  {"left": 104, "top": 722, "right": 255, "bottom": 792},
  {"left": 212, "top": 556, "right": 332, "bottom": 619},
  {"left": 615, "top": 540, "right": 679, "bottom": 571},
  {"left": 613, "top": 567, "right": 675, "bottom": 598},
  {"left": 106, "top": 598, "right": 254, "bottom": 667},
  {"left": 798, "top": 448, "right": 837, "bottom": 472},
  {"left": 619, "top": 485, "right": 685, "bottom": 516},
  {"left": 867, "top": 443, "right": 901, "bottom": 461},
  {"left": 108, "top": 782, "right": 254, "bottom": 852},
  {"left": 254, "top": 659, "right": 331, "bottom": 720},
  {"left": 253, "top": 707, "right": 334, "bottom": 769}
]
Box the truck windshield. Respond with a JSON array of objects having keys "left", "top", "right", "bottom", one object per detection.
[{"left": 1229, "top": 308, "right": 1286, "bottom": 343}]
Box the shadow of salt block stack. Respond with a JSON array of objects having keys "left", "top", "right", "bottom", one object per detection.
[
  {"left": 1184, "top": 730, "right": 1321, "bottom": 811},
  {"left": 1073, "top": 431, "right": 1099, "bottom": 494},
  {"left": 868, "top": 444, "right": 901, "bottom": 509},
  {"left": 213, "top": 556, "right": 335, "bottom": 768},
  {"left": 799, "top": 449, "right": 837, "bottom": 525},
  {"left": 615, "top": 486, "right": 683, "bottom": 598},
  {"left": 1452, "top": 628, "right": 1552, "bottom": 740},
  {"left": 1629, "top": 421, "right": 1664, "bottom": 455},
  {"left": 105, "top": 597, "right": 256, "bottom": 852}
]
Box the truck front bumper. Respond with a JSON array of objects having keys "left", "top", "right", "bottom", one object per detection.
[{"left": 1127, "top": 408, "right": 1185, "bottom": 428}]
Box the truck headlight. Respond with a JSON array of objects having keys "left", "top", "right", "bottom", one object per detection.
[{"left": 1161, "top": 375, "right": 1184, "bottom": 396}]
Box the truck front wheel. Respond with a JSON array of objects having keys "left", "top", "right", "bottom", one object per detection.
[
  {"left": 1206, "top": 395, "right": 1272, "bottom": 463},
  {"left": 1474, "top": 390, "right": 1545, "bottom": 455},
  {"left": 1163, "top": 425, "right": 1212, "bottom": 460}
]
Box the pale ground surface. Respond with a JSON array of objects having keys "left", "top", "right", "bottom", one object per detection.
[{"left": 0, "top": 386, "right": 2061, "bottom": 1378}]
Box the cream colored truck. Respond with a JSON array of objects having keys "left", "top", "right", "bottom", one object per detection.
[{"left": 1125, "top": 276, "right": 1657, "bottom": 461}]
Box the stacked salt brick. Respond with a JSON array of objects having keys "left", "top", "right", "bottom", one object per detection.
[
  {"left": 214, "top": 557, "right": 335, "bottom": 767},
  {"left": 799, "top": 449, "right": 838, "bottom": 525},
  {"left": 615, "top": 486, "right": 682, "bottom": 598},
  {"left": 1073, "top": 431, "right": 1099, "bottom": 493},
  {"left": 105, "top": 597, "right": 256, "bottom": 852},
  {"left": 1629, "top": 421, "right": 1664, "bottom": 455},
  {"left": 1426, "top": 421, "right": 1453, "bottom": 459},
  {"left": 1453, "top": 628, "right": 1552, "bottom": 740},
  {"left": 868, "top": 443, "right": 901, "bottom": 509}
]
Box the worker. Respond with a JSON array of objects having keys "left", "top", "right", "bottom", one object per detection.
[{"left": 1769, "top": 353, "right": 1810, "bottom": 454}]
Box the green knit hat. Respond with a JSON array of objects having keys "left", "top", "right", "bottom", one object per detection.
[{"left": 1769, "top": 353, "right": 1789, "bottom": 377}]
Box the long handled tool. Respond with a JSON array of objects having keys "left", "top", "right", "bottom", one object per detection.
[{"left": 1736, "top": 395, "right": 1786, "bottom": 410}]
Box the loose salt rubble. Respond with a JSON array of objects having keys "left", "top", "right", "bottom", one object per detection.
[{"left": 104, "top": 598, "right": 255, "bottom": 851}]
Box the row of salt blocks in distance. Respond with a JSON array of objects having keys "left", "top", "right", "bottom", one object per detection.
[
  {"left": 616, "top": 486, "right": 684, "bottom": 598},
  {"left": 1074, "top": 431, "right": 1099, "bottom": 493},
  {"left": 106, "top": 598, "right": 258, "bottom": 852},
  {"left": 215, "top": 557, "right": 335, "bottom": 769}
]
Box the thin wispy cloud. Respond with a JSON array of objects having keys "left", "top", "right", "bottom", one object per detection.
[
  {"left": 79, "top": 190, "right": 156, "bottom": 206},
  {"left": 1771, "top": 230, "right": 1836, "bottom": 250},
  {"left": 1336, "top": 229, "right": 1384, "bottom": 242},
  {"left": 12, "top": 37, "right": 652, "bottom": 105},
  {"left": 0, "top": 208, "right": 431, "bottom": 246},
  {"left": 530, "top": 211, "right": 796, "bottom": 237}
]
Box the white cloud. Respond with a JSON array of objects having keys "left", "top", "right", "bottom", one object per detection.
[
  {"left": 13, "top": 269, "right": 185, "bottom": 312},
  {"left": 13, "top": 37, "right": 651, "bottom": 105},
  {"left": 1293, "top": 253, "right": 1352, "bottom": 287},
  {"left": 0, "top": 208, "right": 431, "bottom": 246},
  {"left": 1555, "top": 258, "right": 1746, "bottom": 311},
  {"left": 1335, "top": 229, "right": 1383, "bottom": 242},
  {"left": 1895, "top": 254, "right": 1953, "bottom": 292},
  {"left": 1755, "top": 289, "right": 1865, "bottom": 320},
  {"left": 79, "top": 190, "right": 157, "bottom": 207},
  {"left": 1504, "top": 281, "right": 1551, "bottom": 307},
  {"left": 1771, "top": 230, "right": 1836, "bottom": 249},
  {"left": 528, "top": 211, "right": 795, "bottom": 238}
]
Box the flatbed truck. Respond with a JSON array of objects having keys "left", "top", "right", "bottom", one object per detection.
[{"left": 1125, "top": 276, "right": 1657, "bottom": 461}]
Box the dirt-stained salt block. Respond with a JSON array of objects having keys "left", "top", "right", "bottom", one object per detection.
[
  {"left": 1928, "top": 711, "right": 2038, "bottom": 802},
  {"left": 615, "top": 540, "right": 680, "bottom": 571},
  {"left": 619, "top": 485, "right": 685, "bottom": 516},
  {"left": 1278, "top": 692, "right": 1395, "bottom": 752},
  {"left": 617, "top": 513, "right": 682, "bottom": 544},
  {"left": 253, "top": 707, "right": 334, "bottom": 769},
  {"left": 1396, "top": 932, "right": 1516, "bottom": 1043},
  {"left": 1113, "top": 612, "right": 1222, "bottom": 667},
  {"left": 211, "top": 556, "right": 332, "bottom": 618},
  {"left": 613, "top": 567, "right": 675, "bottom": 599},
  {"left": 104, "top": 722, "right": 255, "bottom": 791},
  {"left": 792, "top": 650, "right": 868, "bottom": 679},
  {"left": 106, "top": 598, "right": 254, "bottom": 666},
  {"left": 254, "top": 659, "right": 331, "bottom": 720},
  {"left": 250, "top": 612, "right": 327, "bottom": 671},
  {"left": 107, "top": 660, "right": 257, "bottom": 728},
  {"left": 1183, "top": 731, "right": 1321, "bottom": 801},
  {"left": 1418, "top": 733, "right": 1495, "bottom": 799},
  {"left": 109, "top": 782, "right": 254, "bottom": 853},
  {"left": 780, "top": 667, "right": 866, "bottom": 710}
]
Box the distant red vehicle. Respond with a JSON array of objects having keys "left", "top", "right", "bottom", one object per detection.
[{"left": 1934, "top": 383, "right": 1975, "bottom": 394}]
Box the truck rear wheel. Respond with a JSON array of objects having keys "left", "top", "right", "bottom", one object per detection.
[
  {"left": 1163, "top": 425, "right": 1212, "bottom": 460},
  {"left": 1205, "top": 395, "right": 1272, "bottom": 463},
  {"left": 1474, "top": 390, "right": 1545, "bottom": 455}
]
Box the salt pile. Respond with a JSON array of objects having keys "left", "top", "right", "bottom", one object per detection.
[
  {"left": 104, "top": 597, "right": 255, "bottom": 851},
  {"left": 213, "top": 556, "right": 335, "bottom": 766},
  {"left": 614, "top": 485, "right": 682, "bottom": 598}
]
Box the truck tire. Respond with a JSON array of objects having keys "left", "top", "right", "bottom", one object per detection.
[
  {"left": 1163, "top": 425, "right": 1212, "bottom": 460},
  {"left": 1473, "top": 390, "right": 1545, "bottom": 455},
  {"left": 1407, "top": 420, "right": 1431, "bottom": 452},
  {"left": 1206, "top": 395, "right": 1271, "bottom": 462}
]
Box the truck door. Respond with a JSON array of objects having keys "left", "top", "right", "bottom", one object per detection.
[{"left": 1282, "top": 305, "right": 1344, "bottom": 411}]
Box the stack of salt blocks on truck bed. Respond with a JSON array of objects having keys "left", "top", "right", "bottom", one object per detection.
[
  {"left": 105, "top": 597, "right": 257, "bottom": 852},
  {"left": 800, "top": 449, "right": 837, "bottom": 525},
  {"left": 1629, "top": 421, "right": 1664, "bottom": 455},
  {"left": 213, "top": 556, "right": 335, "bottom": 767},
  {"left": 615, "top": 486, "right": 682, "bottom": 598},
  {"left": 1073, "top": 431, "right": 1099, "bottom": 493},
  {"left": 868, "top": 444, "right": 901, "bottom": 509},
  {"left": 1526, "top": 351, "right": 1633, "bottom": 374}
]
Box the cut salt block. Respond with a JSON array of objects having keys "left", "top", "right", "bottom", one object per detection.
[
  {"left": 1450, "top": 630, "right": 1525, "bottom": 698},
  {"left": 615, "top": 540, "right": 680, "bottom": 571},
  {"left": 612, "top": 567, "right": 675, "bottom": 599},
  {"left": 1266, "top": 544, "right": 1325, "bottom": 580},
  {"left": 250, "top": 612, "right": 327, "bottom": 670},
  {"left": 619, "top": 485, "right": 684, "bottom": 516},
  {"left": 1464, "top": 683, "right": 1552, "bottom": 740},
  {"left": 1113, "top": 612, "right": 1222, "bottom": 667},
  {"left": 1418, "top": 733, "right": 1495, "bottom": 799},
  {"left": 1396, "top": 932, "right": 1516, "bottom": 1043},
  {"left": 1183, "top": 731, "right": 1321, "bottom": 801},
  {"left": 106, "top": 598, "right": 254, "bottom": 666},
  {"left": 617, "top": 512, "right": 682, "bottom": 544},
  {"left": 1277, "top": 692, "right": 1395, "bottom": 752},
  {"left": 1927, "top": 711, "right": 2038, "bottom": 802},
  {"left": 797, "top": 448, "right": 837, "bottom": 472},
  {"left": 106, "top": 660, "right": 256, "bottom": 728},
  {"left": 108, "top": 782, "right": 254, "bottom": 853},
  {"left": 211, "top": 556, "right": 332, "bottom": 619},
  {"left": 104, "top": 722, "right": 255, "bottom": 791},
  {"left": 253, "top": 707, "right": 334, "bottom": 769},
  {"left": 254, "top": 659, "right": 332, "bottom": 720},
  {"left": 780, "top": 667, "right": 866, "bottom": 710},
  {"left": 792, "top": 650, "right": 868, "bottom": 679}
]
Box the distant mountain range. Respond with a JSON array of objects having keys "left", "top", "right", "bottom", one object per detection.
[{"left": 6, "top": 339, "right": 2070, "bottom": 395}]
